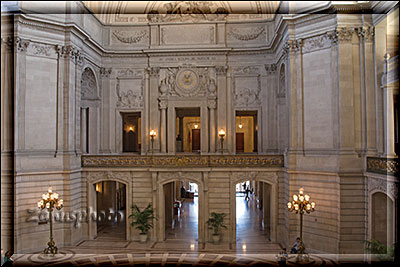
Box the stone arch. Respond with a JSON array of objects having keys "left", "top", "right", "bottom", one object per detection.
[
  {"left": 278, "top": 63, "right": 285, "bottom": 98},
  {"left": 156, "top": 171, "right": 206, "bottom": 243},
  {"left": 81, "top": 67, "right": 98, "bottom": 100},
  {"left": 86, "top": 171, "right": 132, "bottom": 241},
  {"left": 369, "top": 190, "right": 395, "bottom": 248},
  {"left": 230, "top": 171, "right": 278, "bottom": 243}
]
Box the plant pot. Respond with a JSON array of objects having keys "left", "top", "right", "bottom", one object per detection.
[
  {"left": 139, "top": 233, "right": 148, "bottom": 243},
  {"left": 212, "top": 234, "right": 220, "bottom": 244}
]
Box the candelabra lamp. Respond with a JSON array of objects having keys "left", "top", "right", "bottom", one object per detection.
[
  {"left": 287, "top": 187, "right": 315, "bottom": 260},
  {"left": 37, "top": 187, "right": 63, "bottom": 255},
  {"left": 218, "top": 129, "right": 225, "bottom": 154},
  {"left": 149, "top": 130, "right": 157, "bottom": 157}
]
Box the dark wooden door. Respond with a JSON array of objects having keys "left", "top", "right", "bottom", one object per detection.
[
  {"left": 192, "top": 129, "right": 200, "bottom": 152},
  {"left": 236, "top": 133, "right": 244, "bottom": 152}
]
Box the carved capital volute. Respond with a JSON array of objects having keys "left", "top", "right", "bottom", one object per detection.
[
  {"left": 158, "top": 98, "right": 168, "bottom": 109},
  {"left": 335, "top": 27, "right": 354, "bottom": 43}
]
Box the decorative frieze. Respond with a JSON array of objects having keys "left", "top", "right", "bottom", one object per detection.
[
  {"left": 302, "top": 34, "right": 332, "bottom": 53},
  {"left": 368, "top": 177, "right": 398, "bottom": 200},
  {"left": 82, "top": 155, "right": 284, "bottom": 168},
  {"left": 233, "top": 66, "right": 260, "bottom": 75},
  {"left": 28, "top": 43, "right": 53, "bottom": 57},
  {"left": 367, "top": 157, "right": 398, "bottom": 176},
  {"left": 111, "top": 29, "right": 149, "bottom": 44},
  {"left": 227, "top": 26, "right": 266, "bottom": 42}
]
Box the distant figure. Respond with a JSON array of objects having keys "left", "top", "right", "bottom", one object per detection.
[
  {"left": 2, "top": 251, "right": 14, "bottom": 267},
  {"left": 276, "top": 248, "right": 288, "bottom": 266},
  {"left": 245, "top": 186, "right": 250, "bottom": 201},
  {"left": 180, "top": 186, "right": 186, "bottom": 199},
  {"left": 291, "top": 237, "right": 301, "bottom": 254}
]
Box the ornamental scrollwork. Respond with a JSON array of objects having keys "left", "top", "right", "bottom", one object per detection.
[
  {"left": 112, "top": 30, "right": 149, "bottom": 44},
  {"left": 14, "top": 37, "right": 30, "bottom": 52},
  {"left": 334, "top": 27, "right": 354, "bottom": 43},
  {"left": 115, "top": 78, "right": 144, "bottom": 108},
  {"left": 227, "top": 26, "right": 266, "bottom": 41},
  {"left": 303, "top": 34, "right": 332, "bottom": 53}
]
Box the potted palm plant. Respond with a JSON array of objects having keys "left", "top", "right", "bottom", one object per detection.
[
  {"left": 129, "top": 203, "right": 156, "bottom": 243},
  {"left": 206, "top": 212, "right": 227, "bottom": 244}
]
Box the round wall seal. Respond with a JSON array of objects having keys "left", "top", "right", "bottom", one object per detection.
[{"left": 175, "top": 69, "right": 200, "bottom": 95}]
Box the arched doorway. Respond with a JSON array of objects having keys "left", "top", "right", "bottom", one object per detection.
[
  {"left": 94, "top": 181, "right": 126, "bottom": 239},
  {"left": 231, "top": 173, "right": 278, "bottom": 246},
  {"left": 371, "top": 192, "right": 395, "bottom": 248},
  {"left": 235, "top": 180, "right": 271, "bottom": 243},
  {"left": 163, "top": 180, "right": 199, "bottom": 242},
  {"left": 157, "top": 173, "right": 205, "bottom": 245}
]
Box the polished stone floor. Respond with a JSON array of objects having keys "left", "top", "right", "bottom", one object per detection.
[{"left": 166, "top": 197, "right": 198, "bottom": 241}]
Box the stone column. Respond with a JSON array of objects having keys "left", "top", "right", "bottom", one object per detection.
[
  {"left": 159, "top": 99, "right": 167, "bottom": 153},
  {"left": 382, "top": 53, "right": 396, "bottom": 157},
  {"left": 148, "top": 67, "right": 160, "bottom": 153},
  {"left": 208, "top": 99, "right": 217, "bottom": 153},
  {"left": 81, "top": 107, "right": 88, "bottom": 153},
  {"left": 100, "top": 67, "right": 112, "bottom": 153},
  {"left": 216, "top": 66, "right": 227, "bottom": 153},
  {"left": 226, "top": 67, "right": 234, "bottom": 154},
  {"left": 143, "top": 69, "right": 150, "bottom": 155}
]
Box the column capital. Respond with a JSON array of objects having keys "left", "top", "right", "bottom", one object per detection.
[
  {"left": 158, "top": 98, "right": 168, "bottom": 109},
  {"left": 147, "top": 67, "right": 160, "bottom": 77},
  {"left": 14, "top": 37, "right": 30, "bottom": 52},
  {"left": 216, "top": 65, "right": 228, "bottom": 75},
  {"left": 208, "top": 99, "right": 217, "bottom": 109},
  {"left": 100, "top": 67, "right": 112, "bottom": 78}
]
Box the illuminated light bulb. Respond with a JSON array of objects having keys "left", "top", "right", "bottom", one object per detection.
[
  {"left": 299, "top": 188, "right": 304, "bottom": 195},
  {"left": 287, "top": 202, "right": 292, "bottom": 209},
  {"left": 242, "top": 244, "right": 247, "bottom": 250},
  {"left": 128, "top": 126, "right": 134, "bottom": 132},
  {"left": 306, "top": 204, "right": 311, "bottom": 210},
  {"left": 42, "top": 194, "right": 46, "bottom": 199},
  {"left": 194, "top": 124, "right": 198, "bottom": 129},
  {"left": 311, "top": 202, "right": 315, "bottom": 209},
  {"left": 218, "top": 129, "right": 225, "bottom": 136},
  {"left": 46, "top": 203, "right": 50, "bottom": 209},
  {"left": 48, "top": 187, "right": 52, "bottom": 193},
  {"left": 45, "top": 193, "right": 50, "bottom": 200},
  {"left": 299, "top": 195, "right": 304, "bottom": 202},
  {"left": 305, "top": 194, "right": 310, "bottom": 201},
  {"left": 294, "top": 204, "right": 299, "bottom": 210},
  {"left": 37, "top": 202, "right": 42, "bottom": 208},
  {"left": 53, "top": 193, "right": 59, "bottom": 199},
  {"left": 238, "top": 123, "right": 243, "bottom": 129},
  {"left": 293, "top": 194, "right": 298, "bottom": 201}
]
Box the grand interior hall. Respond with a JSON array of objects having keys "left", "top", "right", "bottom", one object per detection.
[{"left": 1, "top": 1, "right": 399, "bottom": 266}]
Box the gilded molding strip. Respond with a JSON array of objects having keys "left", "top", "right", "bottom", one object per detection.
[
  {"left": 82, "top": 155, "right": 284, "bottom": 168},
  {"left": 367, "top": 157, "right": 399, "bottom": 176}
]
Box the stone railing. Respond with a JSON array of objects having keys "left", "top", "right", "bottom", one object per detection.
[
  {"left": 367, "top": 157, "right": 398, "bottom": 176},
  {"left": 82, "top": 154, "right": 284, "bottom": 168}
]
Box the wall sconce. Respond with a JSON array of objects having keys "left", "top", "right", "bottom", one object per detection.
[
  {"left": 218, "top": 129, "right": 226, "bottom": 154},
  {"left": 149, "top": 130, "right": 157, "bottom": 156},
  {"left": 128, "top": 126, "right": 135, "bottom": 132},
  {"left": 194, "top": 124, "right": 199, "bottom": 129},
  {"left": 238, "top": 116, "right": 243, "bottom": 129}
]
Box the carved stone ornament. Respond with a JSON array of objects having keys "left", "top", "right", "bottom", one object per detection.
[
  {"left": 100, "top": 67, "right": 112, "bottom": 78},
  {"left": 369, "top": 177, "right": 398, "bottom": 200},
  {"left": 208, "top": 99, "right": 217, "bottom": 109},
  {"left": 147, "top": 1, "right": 228, "bottom": 23},
  {"left": 335, "top": 27, "right": 354, "bottom": 43},
  {"left": 356, "top": 26, "right": 374, "bottom": 42},
  {"left": 160, "top": 66, "right": 215, "bottom": 98},
  {"left": 116, "top": 78, "right": 144, "bottom": 108},
  {"left": 1, "top": 37, "right": 13, "bottom": 50},
  {"left": 227, "top": 26, "right": 266, "bottom": 41},
  {"left": 303, "top": 34, "right": 332, "bottom": 53},
  {"left": 148, "top": 67, "right": 160, "bottom": 77},
  {"left": 233, "top": 66, "right": 260, "bottom": 75},
  {"left": 116, "top": 68, "right": 142, "bottom": 78},
  {"left": 27, "top": 42, "right": 53, "bottom": 57},
  {"left": 285, "top": 39, "right": 301, "bottom": 53},
  {"left": 158, "top": 99, "right": 168, "bottom": 109},
  {"left": 81, "top": 68, "right": 97, "bottom": 100},
  {"left": 216, "top": 66, "right": 228, "bottom": 75},
  {"left": 265, "top": 64, "right": 277, "bottom": 74},
  {"left": 112, "top": 30, "right": 149, "bottom": 44},
  {"left": 14, "top": 37, "right": 30, "bottom": 52},
  {"left": 87, "top": 171, "right": 131, "bottom": 184}
]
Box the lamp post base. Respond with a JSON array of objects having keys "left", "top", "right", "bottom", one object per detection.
[
  {"left": 295, "top": 243, "right": 309, "bottom": 262},
  {"left": 44, "top": 239, "right": 58, "bottom": 255}
]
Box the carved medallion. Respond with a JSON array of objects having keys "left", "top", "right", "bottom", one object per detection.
[{"left": 176, "top": 69, "right": 200, "bottom": 94}]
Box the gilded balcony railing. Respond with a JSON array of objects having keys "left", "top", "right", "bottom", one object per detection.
[
  {"left": 367, "top": 157, "right": 399, "bottom": 176},
  {"left": 82, "top": 154, "right": 284, "bottom": 168}
]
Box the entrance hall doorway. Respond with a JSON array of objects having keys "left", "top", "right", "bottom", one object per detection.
[
  {"left": 164, "top": 180, "right": 199, "bottom": 242},
  {"left": 235, "top": 180, "right": 271, "bottom": 243},
  {"left": 95, "top": 181, "right": 126, "bottom": 239}
]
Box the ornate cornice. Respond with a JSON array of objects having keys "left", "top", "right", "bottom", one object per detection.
[{"left": 82, "top": 155, "right": 284, "bottom": 168}]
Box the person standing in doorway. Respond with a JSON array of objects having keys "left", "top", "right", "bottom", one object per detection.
[{"left": 245, "top": 186, "right": 250, "bottom": 201}]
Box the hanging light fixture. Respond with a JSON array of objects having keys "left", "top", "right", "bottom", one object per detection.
[{"left": 238, "top": 116, "right": 243, "bottom": 129}]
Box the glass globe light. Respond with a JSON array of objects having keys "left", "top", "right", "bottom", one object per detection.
[
  {"left": 299, "top": 195, "right": 304, "bottom": 202},
  {"left": 46, "top": 203, "right": 50, "bottom": 208},
  {"left": 293, "top": 194, "right": 298, "bottom": 201},
  {"left": 287, "top": 202, "right": 292, "bottom": 209},
  {"left": 299, "top": 188, "right": 304, "bottom": 195},
  {"left": 305, "top": 194, "right": 310, "bottom": 201},
  {"left": 311, "top": 202, "right": 315, "bottom": 208}
]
